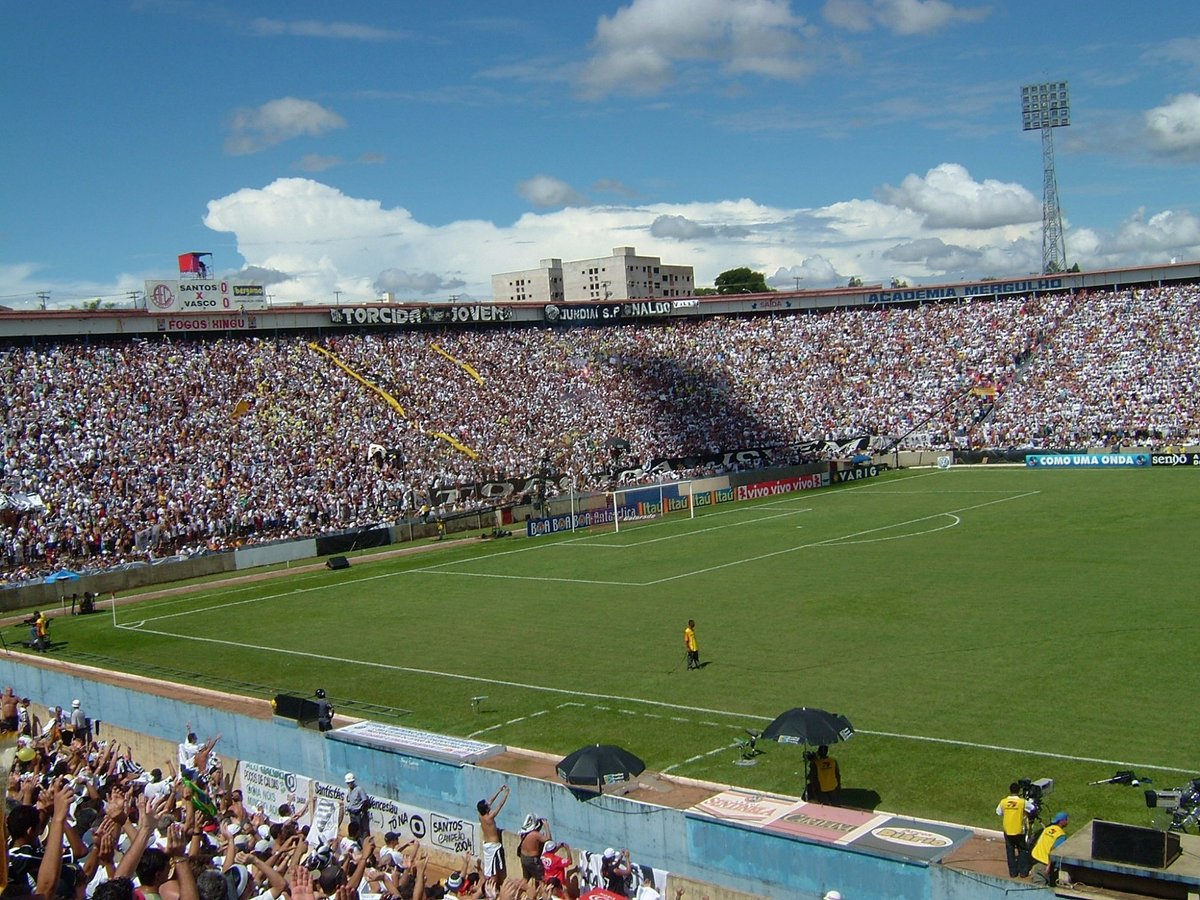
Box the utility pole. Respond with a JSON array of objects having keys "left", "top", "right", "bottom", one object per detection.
[
  {"left": 333, "top": 290, "right": 342, "bottom": 306},
  {"left": 37, "top": 291, "right": 49, "bottom": 310},
  {"left": 793, "top": 276, "right": 802, "bottom": 291}
]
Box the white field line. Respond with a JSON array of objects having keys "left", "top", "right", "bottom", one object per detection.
[
  {"left": 646, "top": 491, "right": 1039, "bottom": 585},
  {"left": 133, "top": 478, "right": 1037, "bottom": 623},
  {"left": 584, "top": 507, "right": 811, "bottom": 549},
  {"left": 114, "top": 620, "right": 1197, "bottom": 774}
]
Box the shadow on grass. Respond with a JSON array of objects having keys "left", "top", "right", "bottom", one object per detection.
[{"left": 839, "top": 787, "right": 883, "bottom": 811}]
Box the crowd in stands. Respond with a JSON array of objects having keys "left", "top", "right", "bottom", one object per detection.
[
  {"left": 2, "top": 284, "right": 1198, "bottom": 583},
  {"left": 1, "top": 686, "right": 670, "bottom": 900}
]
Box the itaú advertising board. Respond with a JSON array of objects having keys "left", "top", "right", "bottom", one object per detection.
[{"left": 144, "top": 279, "right": 267, "bottom": 313}]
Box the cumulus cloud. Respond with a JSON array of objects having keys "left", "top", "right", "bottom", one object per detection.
[
  {"left": 232, "top": 265, "right": 292, "bottom": 286},
  {"left": 878, "top": 163, "right": 1039, "bottom": 229},
  {"left": 248, "top": 17, "right": 409, "bottom": 41},
  {"left": 650, "top": 214, "right": 750, "bottom": 239},
  {"left": 186, "top": 175, "right": 1198, "bottom": 307},
  {"left": 375, "top": 269, "right": 466, "bottom": 296},
  {"left": 224, "top": 97, "right": 346, "bottom": 156},
  {"left": 578, "top": 0, "right": 810, "bottom": 98},
  {"left": 516, "top": 174, "right": 587, "bottom": 208},
  {"left": 1144, "top": 94, "right": 1200, "bottom": 161},
  {"left": 822, "top": 0, "right": 990, "bottom": 35}
]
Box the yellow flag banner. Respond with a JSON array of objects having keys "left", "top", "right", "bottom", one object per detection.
[
  {"left": 307, "top": 342, "right": 407, "bottom": 417},
  {"left": 970, "top": 385, "right": 997, "bottom": 398},
  {"left": 429, "top": 431, "right": 479, "bottom": 460},
  {"left": 431, "top": 343, "right": 484, "bottom": 385},
  {"left": 231, "top": 399, "right": 251, "bottom": 420}
]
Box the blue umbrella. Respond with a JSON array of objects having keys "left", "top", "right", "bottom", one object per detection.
[{"left": 45, "top": 570, "right": 82, "bottom": 583}]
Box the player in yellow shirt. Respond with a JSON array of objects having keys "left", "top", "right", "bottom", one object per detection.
[{"left": 684, "top": 620, "right": 699, "bottom": 669}]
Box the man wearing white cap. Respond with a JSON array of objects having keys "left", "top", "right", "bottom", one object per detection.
[
  {"left": 68, "top": 699, "right": 88, "bottom": 743},
  {"left": 345, "top": 772, "right": 371, "bottom": 843}
]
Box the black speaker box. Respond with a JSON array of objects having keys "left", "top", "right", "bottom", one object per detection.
[
  {"left": 326, "top": 555, "right": 350, "bottom": 570},
  {"left": 272, "top": 694, "right": 320, "bottom": 723},
  {"left": 1091, "top": 819, "right": 1181, "bottom": 869}
]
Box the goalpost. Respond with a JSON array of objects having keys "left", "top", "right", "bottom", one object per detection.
[{"left": 609, "top": 480, "right": 696, "bottom": 532}]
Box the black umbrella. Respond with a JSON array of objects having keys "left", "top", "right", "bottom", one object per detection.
[
  {"left": 761, "top": 707, "right": 854, "bottom": 746},
  {"left": 556, "top": 744, "right": 645, "bottom": 791}
]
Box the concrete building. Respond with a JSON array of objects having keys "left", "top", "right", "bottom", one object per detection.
[{"left": 492, "top": 247, "right": 693, "bottom": 303}]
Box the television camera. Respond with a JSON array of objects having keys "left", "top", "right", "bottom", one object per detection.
[
  {"left": 1017, "top": 777, "right": 1054, "bottom": 822},
  {"left": 1145, "top": 778, "right": 1200, "bottom": 833}
]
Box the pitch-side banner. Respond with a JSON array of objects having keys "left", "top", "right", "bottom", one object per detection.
[{"left": 144, "top": 279, "right": 267, "bottom": 313}]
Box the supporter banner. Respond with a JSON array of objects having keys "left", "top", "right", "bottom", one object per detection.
[
  {"left": 866, "top": 276, "right": 1064, "bottom": 305},
  {"left": 432, "top": 473, "right": 572, "bottom": 508},
  {"left": 1025, "top": 453, "right": 1151, "bottom": 468},
  {"left": 576, "top": 849, "right": 667, "bottom": 898},
  {"left": 543, "top": 303, "right": 622, "bottom": 324},
  {"left": 330, "top": 304, "right": 513, "bottom": 327},
  {"left": 735, "top": 472, "right": 826, "bottom": 501},
  {"left": 144, "top": 279, "right": 266, "bottom": 313},
  {"left": 527, "top": 507, "right": 617, "bottom": 537},
  {"left": 1149, "top": 452, "right": 1200, "bottom": 466},
  {"left": 621, "top": 300, "right": 675, "bottom": 318},
  {"left": 613, "top": 436, "right": 871, "bottom": 483},
  {"left": 239, "top": 767, "right": 478, "bottom": 856},
  {"left": 240, "top": 762, "right": 312, "bottom": 824},
  {"left": 156, "top": 315, "right": 259, "bottom": 332},
  {"left": 0, "top": 492, "right": 45, "bottom": 512}
]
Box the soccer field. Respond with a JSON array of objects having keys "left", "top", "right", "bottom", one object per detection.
[{"left": 42, "top": 466, "right": 1200, "bottom": 830}]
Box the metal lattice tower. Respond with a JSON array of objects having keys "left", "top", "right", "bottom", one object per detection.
[{"left": 1021, "top": 82, "right": 1070, "bottom": 273}]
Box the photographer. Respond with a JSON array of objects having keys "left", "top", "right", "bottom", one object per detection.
[{"left": 996, "top": 783, "right": 1034, "bottom": 878}]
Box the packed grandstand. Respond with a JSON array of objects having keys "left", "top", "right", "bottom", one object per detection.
[{"left": 2, "top": 284, "right": 1198, "bottom": 585}]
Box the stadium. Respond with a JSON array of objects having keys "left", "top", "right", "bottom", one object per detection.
[{"left": 2, "top": 260, "right": 1199, "bottom": 900}]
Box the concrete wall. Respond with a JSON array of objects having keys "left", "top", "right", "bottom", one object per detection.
[{"left": 0, "top": 656, "right": 1049, "bottom": 900}]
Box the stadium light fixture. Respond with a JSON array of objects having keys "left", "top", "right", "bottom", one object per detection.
[{"left": 1021, "top": 81, "right": 1070, "bottom": 274}]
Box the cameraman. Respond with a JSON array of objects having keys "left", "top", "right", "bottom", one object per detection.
[{"left": 996, "top": 783, "right": 1034, "bottom": 878}]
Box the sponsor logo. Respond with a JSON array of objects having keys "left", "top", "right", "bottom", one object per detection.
[
  {"left": 233, "top": 284, "right": 265, "bottom": 296},
  {"left": 1150, "top": 453, "right": 1200, "bottom": 466},
  {"left": 868, "top": 825, "right": 954, "bottom": 848}
]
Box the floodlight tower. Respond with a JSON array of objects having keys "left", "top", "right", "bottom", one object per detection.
[{"left": 1021, "top": 81, "right": 1070, "bottom": 273}]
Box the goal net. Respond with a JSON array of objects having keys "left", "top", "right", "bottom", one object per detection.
[{"left": 609, "top": 480, "right": 695, "bottom": 532}]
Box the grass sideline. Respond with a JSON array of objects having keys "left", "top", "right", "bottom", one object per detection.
[{"left": 19, "top": 466, "right": 1200, "bottom": 832}]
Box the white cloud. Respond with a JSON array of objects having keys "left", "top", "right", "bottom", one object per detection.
[
  {"left": 248, "top": 18, "right": 408, "bottom": 41},
  {"left": 224, "top": 97, "right": 346, "bottom": 156},
  {"left": 823, "top": 0, "right": 989, "bottom": 35},
  {"left": 1144, "top": 94, "right": 1200, "bottom": 161},
  {"left": 878, "top": 163, "right": 1039, "bottom": 229},
  {"left": 180, "top": 175, "right": 1198, "bottom": 307},
  {"left": 375, "top": 269, "right": 466, "bottom": 297},
  {"left": 650, "top": 214, "right": 750, "bottom": 239},
  {"left": 294, "top": 154, "right": 343, "bottom": 173},
  {"left": 578, "top": 0, "right": 810, "bottom": 98},
  {"left": 516, "top": 174, "right": 587, "bottom": 208}
]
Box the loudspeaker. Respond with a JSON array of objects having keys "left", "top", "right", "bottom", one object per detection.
[
  {"left": 1091, "top": 819, "right": 1181, "bottom": 869},
  {"left": 326, "top": 556, "right": 350, "bottom": 570},
  {"left": 272, "top": 694, "right": 321, "bottom": 723}
]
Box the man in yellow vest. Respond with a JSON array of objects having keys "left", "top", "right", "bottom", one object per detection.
[
  {"left": 996, "top": 783, "right": 1033, "bottom": 877},
  {"left": 1031, "top": 811, "right": 1069, "bottom": 884},
  {"left": 812, "top": 745, "right": 841, "bottom": 804}
]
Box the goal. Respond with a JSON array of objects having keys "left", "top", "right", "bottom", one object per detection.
[{"left": 609, "top": 480, "right": 696, "bottom": 532}]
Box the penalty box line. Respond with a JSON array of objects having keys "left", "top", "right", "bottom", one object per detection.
[{"left": 113, "top": 621, "right": 1196, "bottom": 775}]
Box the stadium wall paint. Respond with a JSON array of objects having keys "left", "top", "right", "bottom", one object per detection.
[{"left": 0, "top": 657, "right": 1018, "bottom": 900}]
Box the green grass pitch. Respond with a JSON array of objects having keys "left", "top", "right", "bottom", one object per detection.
[{"left": 39, "top": 466, "right": 1200, "bottom": 831}]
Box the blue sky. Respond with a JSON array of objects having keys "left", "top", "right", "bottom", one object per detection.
[{"left": 2, "top": 0, "right": 1198, "bottom": 308}]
